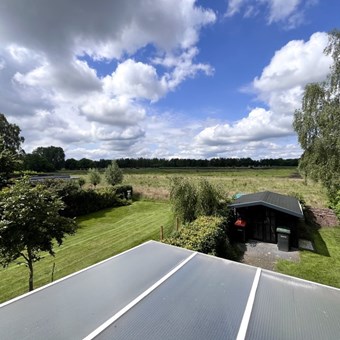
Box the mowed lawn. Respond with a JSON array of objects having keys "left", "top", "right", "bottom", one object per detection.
[
  {"left": 0, "top": 201, "right": 172, "bottom": 303},
  {"left": 277, "top": 227, "right": 340, "bottom": 288}
]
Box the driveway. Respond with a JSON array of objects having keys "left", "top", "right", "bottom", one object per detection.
[{"left": 238, "top": 240, "right": 300, "bottom": 271}]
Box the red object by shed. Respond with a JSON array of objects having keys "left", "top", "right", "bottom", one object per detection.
[{"left": 234, "top": 218, "right": 246, "bottom": 228}]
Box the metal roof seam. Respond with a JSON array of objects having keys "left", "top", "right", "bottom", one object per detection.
[
  {"left": 82, "top": 251, "right": 198, "bottom": 340},
  {"left": 0, "top": 240, "right": 154, "bottom": 309},
  {"left": 236, "top": 267, "right": 262, "bottom": 340}
]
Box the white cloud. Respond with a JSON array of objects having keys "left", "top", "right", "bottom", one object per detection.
[
  {"left": 225, "top": 0, "right": 317, "bottom": 28},
  {"left": 0, "top": 0, "right": 216, "bottom": 158},
  {"left": 225, "top": 0, "right": 245, "bottom": 17},
  {"left": 194, "top": 32, "right": 331, "bottom": 155},
  {"left": 103, "top": 59, "right": 167, "bottom": 102},
  {"left": 253, "top": 32, "right": 330, "bottom": 93}
]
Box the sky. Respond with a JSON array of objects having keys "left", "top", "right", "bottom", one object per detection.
[{"left": 0, "top": 0, "right": 339, "bottom": 160}]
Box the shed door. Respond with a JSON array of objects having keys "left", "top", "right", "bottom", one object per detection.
[{"left": 264, "top": 210, "right": 276, "bottom": 243}]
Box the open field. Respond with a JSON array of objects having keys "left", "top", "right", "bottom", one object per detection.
[
  {"left": 277, "top": 227, "right": 340, "bottom": 288},
  {"left": 0, "top": 201, "right": 172, "bottom": 304},
  {"left": 122, "top": 168, "right": 328, "bottom": 207},
  {"left": 70, "top": 167, "right": 328, "bottom": 207}
]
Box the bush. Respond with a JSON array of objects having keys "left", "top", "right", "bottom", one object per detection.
[
  {"left": 170, "top": 177, "right": 225, "bottom": 223},
  {"left": 41, "top": 179, "right": 129, "bottom": 217},
  {"left": 163, "top": 216, "right": 229, "bottom": 257}
]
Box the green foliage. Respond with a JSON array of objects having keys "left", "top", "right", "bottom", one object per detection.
[
  {"left": 78, "top": 177, "right": 86, "bottom": 188},
  {"left": 163, "top": 216, "right": 229, "bottom": 257},
  {"left": 0, "top": 177, "right": 76, "bottom": 291},
  {"left": 333, "top": 190, "right": 340, "bottom": 219},
  {"left": 23, "top": 153, "right": 54, "bottom": 172},
  {"left": 0, "top": 113, "right": 24, "bottom": 184},
  {"left": 170, "top": 177, "right": 224, "bottom": 223},
  {"left": 293, "top": 30, "right": 340, "bottom": 201},
  {"left": 42, "top": 179, "right": 128, "bottom": 217},
  {"left": 31, "top": 146, "right": 65, "bottom": 171},
  {"left": 170, "top": 177, "right": 198, "bottom": 223},
  {"left": 88, "top": 168, "right": 101, "bottom": 188},
  {"left": 105, "top": 160, "right": 123, "bottom": 186}
]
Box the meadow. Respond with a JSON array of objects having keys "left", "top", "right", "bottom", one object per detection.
[{"left": 120, "top": 167, "right": 329, "bottom": 207}]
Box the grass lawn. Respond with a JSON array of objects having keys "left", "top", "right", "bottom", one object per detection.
[
  {"left": 276, "top": 227, "right": 340, "bottom": 288},
  {"left": 0, "top": 201, "right": 173, "bottom": 304}
]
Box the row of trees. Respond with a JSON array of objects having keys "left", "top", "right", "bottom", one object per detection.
[
  {"left": 293, "top": 29, "right": 340, "bottom": 210},
  {"left": 64, "top": 157, "right": 298, "bottom": 170}
]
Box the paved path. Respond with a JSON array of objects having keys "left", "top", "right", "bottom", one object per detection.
[{"left": 238, "top": 240, "right": 300, "bottom": 271}]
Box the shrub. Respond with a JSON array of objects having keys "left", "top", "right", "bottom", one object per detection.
[
  {"left": 41, "top": 179, "right": 129, "bottom": 217},
  {"left": 170, "top": 177, "right": 226, "bottom": 223},
  {"left": 170, "top": 177, "right": 198, "bottom": 223},
  {"left": 163, "top": 216, "right": 229, "bottom": 257}
]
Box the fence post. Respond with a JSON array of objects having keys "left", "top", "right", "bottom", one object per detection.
[{"left": 160, "top": 226, "right": 164, "bottom": 240}]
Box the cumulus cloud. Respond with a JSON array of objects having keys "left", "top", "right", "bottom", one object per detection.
[
  {"left": 194, "top": 32, "right": 331, "bottom": 155},
  {"left": 0, "top": 0, "right": 216, "bottom": 157},
  {"left": 225, "top": 0, "right": 316, "bottom": 28}
]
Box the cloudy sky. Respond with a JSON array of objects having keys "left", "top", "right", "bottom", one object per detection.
[{"left": 0, "top": 0, "right": 338, "bottom": 160}]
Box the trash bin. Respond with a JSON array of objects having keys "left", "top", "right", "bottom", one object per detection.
[
  {"left": 234, "top": 218, "right": 246, "bottom": 243},
  {"left": 276, "top": 227, "right": 291, "bottom": 252},
  {"left": 235, "top": 227, "right": 246, "bottom": 243}
]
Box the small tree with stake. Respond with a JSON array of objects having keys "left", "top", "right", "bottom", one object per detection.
[
  {"left": 0, "top": 177, "right": 77, "bottom": 291},
  {"left": 105, "top": 160, "right": 123, "bottom": 186},
  {"left": 88, "top": 168, "right": 101, "bottom": 188}
]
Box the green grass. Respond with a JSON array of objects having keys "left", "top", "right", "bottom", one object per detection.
[
  {"left": 0, "top": 201, "right": 173, "bottom": 304},
  {"left": 276, "top": 227, "right": 340, "bottom": 288}
]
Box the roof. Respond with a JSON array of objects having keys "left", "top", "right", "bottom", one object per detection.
[
  {"left": 229, "top": 191, "right": 304, "bottom": 218},
  {"left": 1, "top": 241, "right": 339, "bottom": 339}
]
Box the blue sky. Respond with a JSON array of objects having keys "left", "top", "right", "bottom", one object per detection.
[{"left": 0, "top": 0, "right": 338, "bottom": 160}]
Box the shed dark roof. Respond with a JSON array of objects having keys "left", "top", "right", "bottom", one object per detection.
[{"left": 229, "top": 191, "right": 304, "bottom": 218}]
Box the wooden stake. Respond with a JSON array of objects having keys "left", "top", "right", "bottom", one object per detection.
[{"left": 160, "top": 226, "right": 164, "bottom": 240}]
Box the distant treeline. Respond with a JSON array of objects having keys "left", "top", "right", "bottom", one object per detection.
[{"left": 64, "top": 157, "right": 299, "bottom": 170}]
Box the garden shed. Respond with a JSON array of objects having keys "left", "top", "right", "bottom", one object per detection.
[
  {"left": 0, "top": 241, "right": 339, "bottom": 340},
  {"left": 229, "top": 191, "right": 304, "bottom": 248}
]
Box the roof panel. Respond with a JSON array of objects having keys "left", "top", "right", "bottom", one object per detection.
[
  {"left": 0, "top": 241, "right": 191, "bottom": 340},
  {"left": 97, "top": 253, "right": 256, "bottom": 340},
  {"left": 1, "top": 241, "right": 339, "bottom": 340},
  {"left": 246, "top": 270, "right": 340, "bottom": 340}
]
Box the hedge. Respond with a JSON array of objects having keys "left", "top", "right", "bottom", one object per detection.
[
  {"left": 41, "top": 179, "right": 131, "bottom": 217},
  {"left": 163, "top": 216, "right": 229, "bottom": 257}
]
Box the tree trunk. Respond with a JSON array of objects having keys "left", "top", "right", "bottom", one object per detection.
[{"left": 27, "top": 247, "right": 34, "bottom": 291}]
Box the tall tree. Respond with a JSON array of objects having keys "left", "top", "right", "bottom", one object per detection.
[
  {"left": 293, "top": 30, "right": 340, "bottom": 201},
  {"left": 105, "top": 160, "right": 123, "bottom": 186},
  {"left": 0, "top": 113, "right": 24, "bottom": 184},
  {"left": 32, "top": 146, "right": 65, "bottom": 171},
  {"left": 0, "top": 177, "right": 77, "bottom": 291}
]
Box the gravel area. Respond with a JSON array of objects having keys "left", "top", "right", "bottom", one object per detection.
[{"left": 238, "top": 240, "right": 300, "bottom": 271}]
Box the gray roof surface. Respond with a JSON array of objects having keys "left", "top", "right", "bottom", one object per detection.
[
  {"left": 229, "top": 191, "right": 304, "bottom": 218},
  {"left": 1, "top": 241, "right": 339, "bottom": 340}
]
